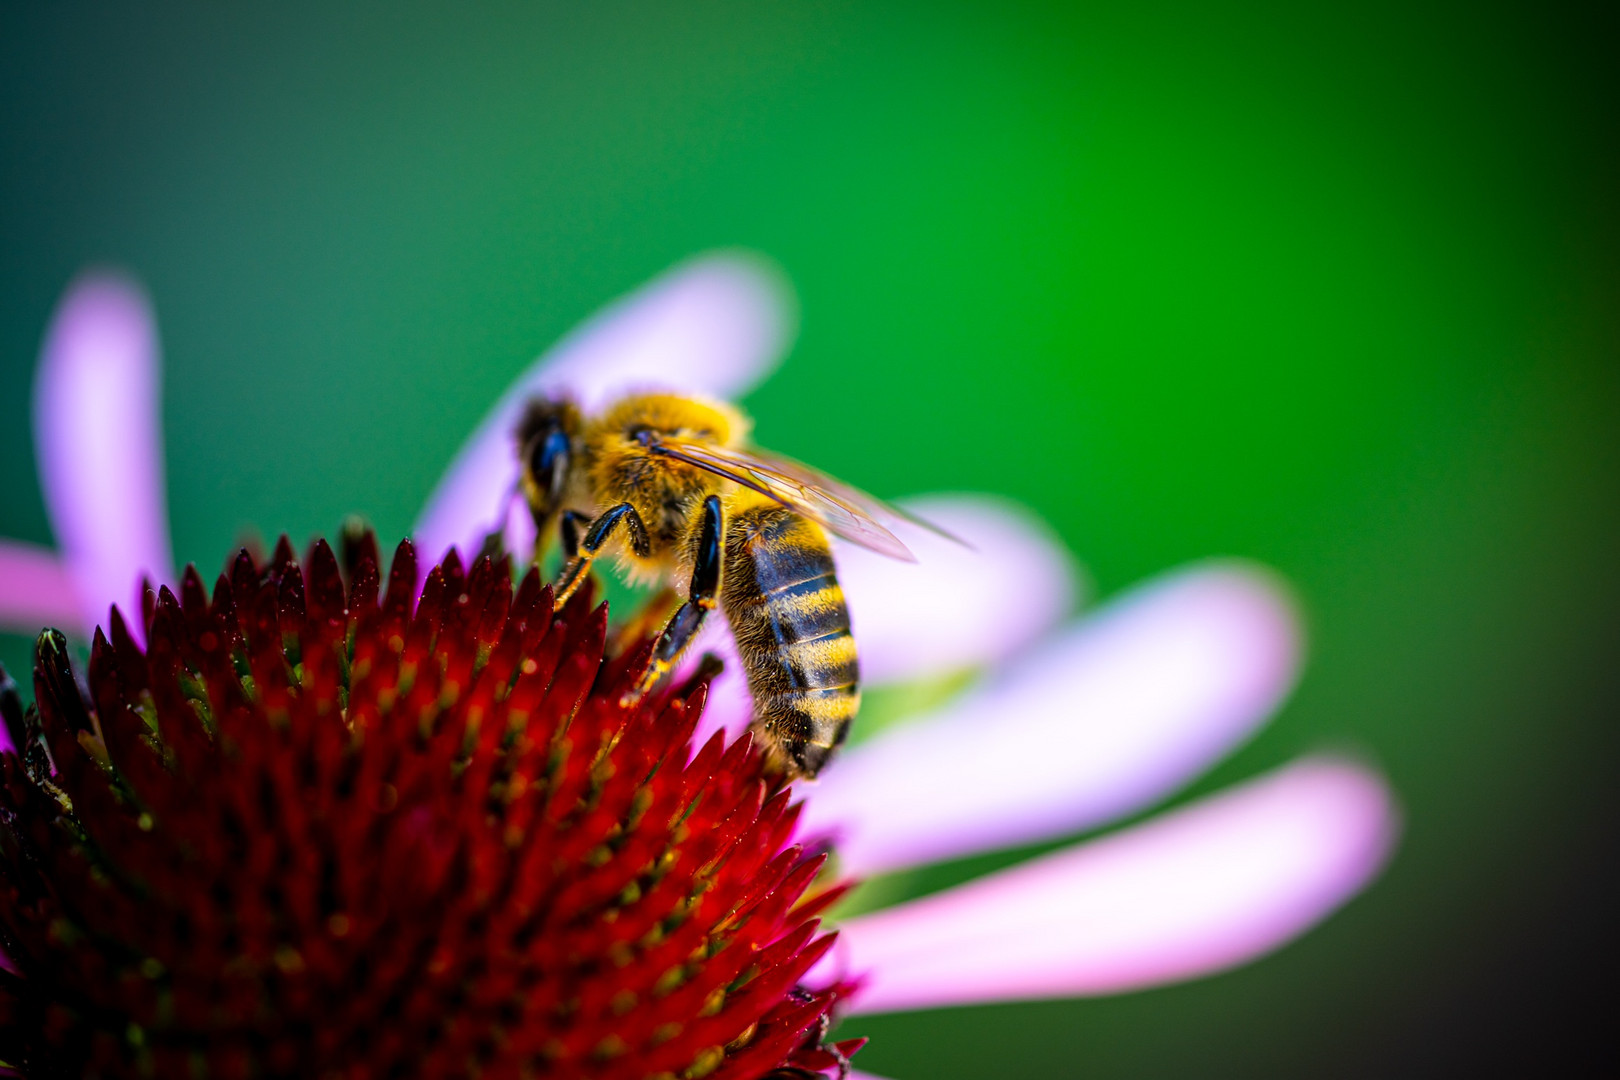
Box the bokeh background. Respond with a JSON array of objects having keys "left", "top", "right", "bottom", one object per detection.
[{"left": 2, "top": 2, "right": 1615, "bottom": 1075}]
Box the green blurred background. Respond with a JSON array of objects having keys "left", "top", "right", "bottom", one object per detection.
[{"left": 2, "top": 1, "right": 1615, "bottom": 1074}]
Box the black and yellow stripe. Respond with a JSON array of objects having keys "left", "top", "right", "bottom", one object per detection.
[{"left": 721, "top": 502, "right": 859, "bottom": 778}]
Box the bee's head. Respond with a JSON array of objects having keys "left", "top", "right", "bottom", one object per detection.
[
  {"left": 515, "top": 396, "right": 583, "bottom": 528},
  {"left": 582, "top": 394, "right": 751, "bottom": 517},
  {"left": 598, "top": 393, "right": 749, "bottom": 453}
]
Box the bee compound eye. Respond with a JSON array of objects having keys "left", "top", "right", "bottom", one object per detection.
[
  {"left": 528, "top": 428, "right": 571, "bottom": 495},
  {"left": 525, "top": 437, "right": 550, "bottom": 477}
]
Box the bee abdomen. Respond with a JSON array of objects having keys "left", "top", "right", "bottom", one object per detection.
[{"left": 721, "top": 505, "right": 860, "bottom": 778}]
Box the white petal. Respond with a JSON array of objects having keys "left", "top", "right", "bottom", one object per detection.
[
  {"left": 0, "top": 540, "right": 84, "bottom": 637},
  {"left": 33, "top": 272, "right": 172, "bottom": 636},
  {"left": 824, "top": 756, "right": 1397, "bottom": 1014},
  {"left": 413, "top": 251, "right": 796, "bottom": 567},
  {"left": 801, "top": 563, "right": 1301, "bottom": 875},
  {"left": 835, "top": 494, "right": 1079, "bottom": 685}
]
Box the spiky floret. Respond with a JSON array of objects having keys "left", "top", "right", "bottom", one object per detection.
[{"left": 0, "top": 536, "right": 860, "bottom": 1079}]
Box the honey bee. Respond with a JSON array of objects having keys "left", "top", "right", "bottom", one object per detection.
[{"left": 514, "top": 392, "right": 928, "bottom": 779}]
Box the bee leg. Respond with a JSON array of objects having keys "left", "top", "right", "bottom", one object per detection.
[
  {"left": 552, "top": 502, "right": 651, "bottom": 610},
  {"left": 557, "top": 510, "right": 592, "bottom": 560},
  {"left": 629, "top": 494, "right": 723, "bottom": 702},
  {"left": 531, "top": 508, "right": 591, "bottom": 572}
]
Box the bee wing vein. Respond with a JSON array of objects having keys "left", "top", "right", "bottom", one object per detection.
[{"left": 650, "top": 438, "right": 919, "bottom": 562}]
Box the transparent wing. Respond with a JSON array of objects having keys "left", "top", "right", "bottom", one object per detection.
[{"left": 651, "top": 436, "right": 927, "bottom": 561}]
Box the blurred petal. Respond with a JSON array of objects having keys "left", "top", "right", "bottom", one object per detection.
[
  {"left": 801, "top": 563, "right": 1301, "bottom": 875},
  {"left": 0, "top": 540, "right": 84, "bottom": 636},
  {"left": 835, "top": 494, "right": 1080, "bottom": 685},
  {"left": 33, "top": 272, "right": 172, "bottom": 635},
  {"left": 413, "top": 251, "right": 797, "bottom": 566},
  {"left": 826, "top": 756, "right": 1397, "bottom": 1014}
]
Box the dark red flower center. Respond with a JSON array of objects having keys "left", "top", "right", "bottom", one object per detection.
[{"left": 0, "top": 535, "right": 861, "bottom": 1079}]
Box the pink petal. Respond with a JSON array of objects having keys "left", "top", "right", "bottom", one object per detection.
[
  {"left": 824, "top": 756, "right": 1397, "bottom": 1014},
  {"left": 0, "top": 540, "right": 85, "bottom": 637},
  {"left": 33, "top": 272, "right": 172, "bottom": 637},
  {"left": 800, "top": 563, "right": 1301, "bottom": 876},
  {"left": 834, "top": 494, "right": 1080, "bottom": 685},
  {"left": 413, "top": 252, "right": 796, "bottom": 567}
]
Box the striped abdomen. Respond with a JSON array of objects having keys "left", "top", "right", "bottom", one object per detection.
[{"left": 720, "top": 501, "right": 859, "bottom": 778}]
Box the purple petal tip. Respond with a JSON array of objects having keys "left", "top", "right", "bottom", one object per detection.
[{"left": 33, "top": 271, "right": 173, "bottom": 638}]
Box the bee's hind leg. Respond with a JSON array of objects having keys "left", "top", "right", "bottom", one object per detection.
[
  {"left": 627, "top": 494, "right": 723, "bottom": 704},
  {"left": 551, "top": 501, "right": 651, "bottom": 610}
]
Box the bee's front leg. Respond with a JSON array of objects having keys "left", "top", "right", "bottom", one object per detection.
[
  {"left": 628, "top": 494, "right": 724, "bottom": 703},
  {"left": 557, "top": 509, "right": 592, "bottom": 560},
  {"left": 551, "top": 502, "right": 651, "bottom": 611}
]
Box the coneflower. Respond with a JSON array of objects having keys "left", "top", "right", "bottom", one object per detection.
[
  {"left": 1, "top": 261, "right": 1398, "bottom": 1080},
  {"left": 0, "top": 534, "right": 860, "bottom": 1079}
]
